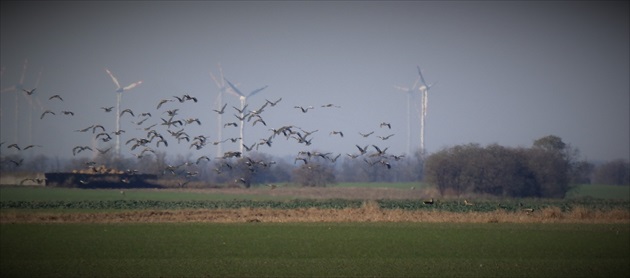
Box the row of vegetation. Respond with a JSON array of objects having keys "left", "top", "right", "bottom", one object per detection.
[
  {"left": 2, "top": 135, "right": 628, "bottom": 198},
  {"left": 2, "top": 198, "right": 628, "bottom": 212},
  {"left": 424, "top": 135, "right": 629, "bottom": 198}
]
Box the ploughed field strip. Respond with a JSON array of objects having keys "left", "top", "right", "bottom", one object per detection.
[{"left": 2, "top": 198, "right": 628, "bottom": 224}]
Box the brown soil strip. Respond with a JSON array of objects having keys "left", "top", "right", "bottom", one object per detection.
[{"left": 2, "top": 204, "right": 628, "bottom": 224}]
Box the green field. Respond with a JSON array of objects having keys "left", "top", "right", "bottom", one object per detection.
[
  {"left": 0, "top": 187, "right": 289, "bottom": 202},
  {"left": 566, "top": 184, "right": 630, "bottom": 200},
  {"left": 1, "top": 183, "right": 627, "bottom": 202},
  {"left": 1, "top": 222, "right": 628, "bottom": 277}
]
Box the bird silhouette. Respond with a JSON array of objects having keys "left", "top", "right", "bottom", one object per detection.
[
  {"left": 321, "top": 103, "right": 341, "bottom": 108},
  {"left": 40, "top": 110, "right": 55, "bottom": 119},
  {"left": 330, "top": 131, "right": 344, "bottom": 137},
  {"left": 101, "top": 106, "right": 114, "bottom": 112},
  {"left": 359, "top": 131, "right": 374, "bottom": 138},
  {"left": 157, "top": 99, "right": 172, "bottom": 109},
  {"left": 7, "top": 143, "right": 21, "bottom": 150},
  {"left": 120, "top": 108, "right": 134, "bottom": 117},
  {"left": 356, "top": 144, "right": 369, "bottom": 155},
  {"left": 23, "top": 144, "right": 42, "bottom": 150},
  {"left": 266, "top": 97, "right": 282, "bottom": 106},
  {"left": 213, "top": 103, "right": 228, "bottom": 114},
  {"left": 49, "top": 95, "right": 63, "bottom": 101},
  {"left": 294, "top": 106, "right": 314, "bottom": 113},
  {"left": 22, "top": 88, "right": 36, "bottom": 95},
  {"left": 377, "top": 134, "right": 395, "bottom": 140}
]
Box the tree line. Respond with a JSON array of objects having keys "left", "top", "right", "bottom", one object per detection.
[
  {"left": 424, "top": 135, "right": 629, "bottom": 198},
  {"left": 1, "top": 135, "right": 628, "bottom": 195}
]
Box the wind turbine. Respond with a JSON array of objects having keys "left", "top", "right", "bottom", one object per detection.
[
  {"left": 394, "top": 73, "right": 420, "bottom": 155},
  {"left": 209, "top": 63, "right": 230, "bottom": 157},
  {"left": 223, "top": 77, "right": 268, "bottom": 153},
  {"left": 0, "top": 59, "right": 29, "bottom": 144},
  {"left": 22, "top": 66, "right": 44, "bottom": 148},
  {"left": 105, "top": 68, "right": 143, "bottom": 158},
  {"left": 416, "top": 66, "right": 437, "bottom": 153}
]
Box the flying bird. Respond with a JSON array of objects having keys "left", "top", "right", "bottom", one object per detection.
[
  {"left": 40, "top": 110, "right": 55, "bottom": 119},
  {"left": 22, "top": 88, "right": 36, "bottom": 95},
  {"left": 72, "top": 146, "right": 93, "bottom": 156},
  {"left": 321, "top": 103, "right": 341, "bottom": 108},
  {"left": 213, "top": 103, "right": 228, "bottom": 114},
  {"left": 380, "top": 122, "right": 392, "bottom": 129},
  {"left": 294, "top": 106, "right": 314, "bottom": 113},
  {"left": 23, "top": 144, "right": 42, "bottom": 150},
  {"left": 95, "top": 147, "right": 112, "bottom": 154},
  {"left": 61, "top": 110, "right": 75, "bottom": 116},
  {"left": 356, "top": 144, "right": 369, "bottom": 155},
  {"left": 49, "top": 95, "right": 63, "bottom": 101},
  {"left": 101, "top": 106, "right": 114, "bottom": 112},
  {"left": 7, "top": 143, "right": 21, "bottom": 150},
  {"left": 120, "top": 108, "right": 134, "bottom": 117},
  {"left": 157, "top": 99, "right": 172, "bottom": 109},
  {"left": 330, "top": 131, "right": 344, "bottom": 137},
  {"left": 8, "top": 159, "right": 24, "bottom": 167},
  {"left": 266, "top": 97, "right": 282, "bottom": 106},
  {"left": 377, "top": 134, "right": 395, "bottom": 140},
  {"left": 196, "top": 156, "right": 211, "bottom": 164},
  {"left": 359, "top": 131, "right": 374, "bottom": 138}
]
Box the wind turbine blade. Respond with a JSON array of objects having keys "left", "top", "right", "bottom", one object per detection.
[
  {"left": 1, "top": 86, "right": 17, "bottom": 93},
  {"left": 218, "top": 63, "right": 225, "bottom": 82},
  {"left": 411, "top": 77, "right": 420, "bottom": 91},
  {"left": 417, "top": 66, "right": 428, "bottom": 87},
  {"left": 394, "top": 85, "right": 410, "bottom": 92},
  {"left": 248, "top": 85, "right": 268, "bottom": 98},
  {"left": 19, "top": 59, "right": 28, "bottom": 88},
  {"left": 105, "top": 68, "right": 121, "bottom": 89},
  {"left": 122, "top": 80, "right": 143, "bottom": 91},
  {"left": 209, "top": 71, "right": 222, "bottom": 88},
  {"left": 34, "top": 66, "right": 43, "bottom": 88},
  {"left": 224, "top": 78, "right": 245, "bottom": 97}
]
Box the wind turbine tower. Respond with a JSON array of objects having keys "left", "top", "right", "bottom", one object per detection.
[
  {"left": 0, "top": 59, "right": 28, "bottom": 144},
  {"left": 416, "top": 66, "right": 436, "bottom": 153},
  {"left": 209, "top": 64, "right": 229, "bottom": 157},
  {"left": 394, "top": 73, "right": 420, "bottom": 154},
  {"left": 105, "top": 68, "right": 143, "bottom": 158},
  {"left": 223, "top": 78, "right": 267, "bottom": 153}
]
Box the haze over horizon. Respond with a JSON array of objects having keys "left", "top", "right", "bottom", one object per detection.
[{"left": 1, "top": 1, "right": 628, "bottom": 163}]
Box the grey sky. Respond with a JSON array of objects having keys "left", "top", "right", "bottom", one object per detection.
[{"left": 1, "top": 1, "right": 628, "bottom": 162}]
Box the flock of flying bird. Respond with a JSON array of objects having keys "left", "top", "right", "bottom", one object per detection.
[{"left": 1, "top": 78, "right": 408, "bottom": 187}]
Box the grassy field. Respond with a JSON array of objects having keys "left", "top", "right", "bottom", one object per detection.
[
  {"left": 566, "top": 184, "right": 630, "bottom": 200},
  {"left": 1, "top": 222, "right": 628, "bottom": 277},
  {"left": 1, "top": 183, "right": 627, "bottom": 202},
  {"left": 1, "top": 183, "right": 628, "bottom": 277}
]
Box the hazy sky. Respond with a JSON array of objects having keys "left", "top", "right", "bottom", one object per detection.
[{"left": 1, "top": 1, "right": 628, "bottom": 162}]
